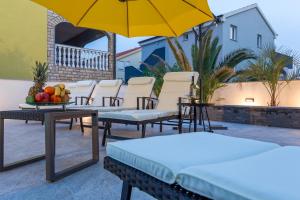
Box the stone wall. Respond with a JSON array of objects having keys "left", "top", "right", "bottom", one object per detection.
[
  {"left": 48, "top": 65, "right": 114, "bottom": 82},
  {"left": 47, "top": 11, "right": 115, "bottom": 82},
  {"left": 207, "top": 105, "right": 300, "bottom": 129}
]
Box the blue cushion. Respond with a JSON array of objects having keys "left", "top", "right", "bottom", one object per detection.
[
  {"left": 107, "top": 133, "right": 280, "bottom": 184},
  {"left": 177, "top": 146, "right": 300, "bottom": 200}
]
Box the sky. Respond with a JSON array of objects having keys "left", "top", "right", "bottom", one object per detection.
[{"left": 86, "top": 0, "right": 300, "bottom": 53}]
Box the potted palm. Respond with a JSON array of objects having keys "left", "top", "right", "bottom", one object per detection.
[{"left": 238, "top": 45, "right": 300, "bottom": 106}]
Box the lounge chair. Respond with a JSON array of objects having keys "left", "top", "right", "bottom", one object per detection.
[
  {"left": 75, "top": 77, "right": 155, "bottom": 133},
  {"left": 99, "top": 72, "right": 199, "bottom": 145},
  {"left": 104, "top": 133, "right": 281, "bottom": 200},
  {"left": 69, "top": 79, "right": 123, "bottom": 109},
  {"left": 74, "top": 77, "right": 155, "bottom": 112},
  {"left": 68, "top": 80, "right": 98, "bottom": 105}
]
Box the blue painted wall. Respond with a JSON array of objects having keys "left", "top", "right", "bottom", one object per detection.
[{"left": 140, "top": 6, "right": 275, "bottom": 70}]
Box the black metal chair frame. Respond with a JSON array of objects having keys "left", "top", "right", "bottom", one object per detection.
[
  {"left": 99, "top": 97, "right": 184, "bottom": 146},
  {"left": 104, "top": 157, "right": 212, "bottom": 200}
]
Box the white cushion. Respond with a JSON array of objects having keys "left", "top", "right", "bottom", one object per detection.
[
  {"left": 164, "top": 72, "right": 199, "bottom": 82},
  {"left": 122, "top": 77, "right": 155, "bottom": 108},
  {"left": 76, "top": 80, "right": 96, "bottom": 87},
  {"left": 67, "top": 82, "right": 77, "bottom": 88},
  {"left": 100, "top": 109, "right": 177, "bottom": 121},
  {"left": 69, "top": 80, "right": 97, "bottom": 105},
  {"left": 128, "top": 77, "right": 155, "bottom": 85},
  {"left": 89, "top": 80, "right": 122, "bottom": 106},
  {"left": 69, "top": 105, "right": 136, "bottom": 112},
  {"left": 156, "top": 72, "right": 199, "bottom": 111},
  {"left": 98, "top": 80, "right": 122, "bottom": 87},
  {"left": 177, "top": 146, "right": 300, "bottom": 200},
  {"left": 107, "top": 133, "right": 280, "bottom": 184}
]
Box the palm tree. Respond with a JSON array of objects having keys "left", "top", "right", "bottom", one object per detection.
[
  {"left": 238, "top": 45, "right": 300, "bottom": 106},
  {"left": 169, "top": 29, "right": 256, "bottom": 102},
  {"left": 144, "top": 29, "right": 255, "bottom": 99}
]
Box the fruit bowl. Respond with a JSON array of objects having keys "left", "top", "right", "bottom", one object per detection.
[
  {"left": 26, "top": 101, "right": 75, "bottom": 106},
  {"left": 26, "top": 83, "right": 72, "bottom": 105}
]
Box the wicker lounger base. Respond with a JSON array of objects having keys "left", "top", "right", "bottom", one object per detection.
[{"left": 104, "top": 157, "right": 211, "bottom": 200}]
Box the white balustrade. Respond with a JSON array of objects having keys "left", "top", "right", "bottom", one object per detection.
[{"left": 55, "top": 44, "right": 110, "bottom": 70}]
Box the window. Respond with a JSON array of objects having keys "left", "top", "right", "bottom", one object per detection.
[
  {"left": 257, "top": 34, "right": 262, "bottom": 49},
  {"left": 230, "top": 25, "right": 237, "bottom": 41},
  {"left": 183, "top": 33, "right": 189, "bottom": 41}
]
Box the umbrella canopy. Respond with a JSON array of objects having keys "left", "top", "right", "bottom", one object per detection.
[{"left": 31, "top": 0, "right": 213, "bottom": 37}]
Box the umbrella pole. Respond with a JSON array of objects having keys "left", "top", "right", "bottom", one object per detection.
[{"left": 197, "top": 24, "right": 204, "bottom": 103}]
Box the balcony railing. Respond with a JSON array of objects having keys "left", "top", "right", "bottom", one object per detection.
[{"left": 55, "top": 44, "right": 110, "bottom": 70}]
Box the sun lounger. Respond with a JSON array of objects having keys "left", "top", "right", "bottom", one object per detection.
[
  {"left": 99, "top": 72, "right": 199, "bottom": 145},
  {"left": 74, "top": 77, "right": 155, "bottom": 112},
  {"left": 69, "top": 80, "right": 98, "bottom": 105},
  {"left": 104, "top": 133, "right": 281, "bottom": 200},
  {"left": 69, "top": 79, "right": 123, "bottom": 108},
  {"left": 73, "top": 77, "right": 155, "bottom": 132}
]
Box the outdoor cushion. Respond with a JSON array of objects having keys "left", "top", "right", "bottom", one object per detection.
[
  {"left": 128, "top": 77, "right": 155, "bottom": 85},
  {"left": 100, "top": 109, "right": 177, "bottom": 121},
  {"left": 67, "top": 79, "right": 122, "bottom": 107},
  {"left": 76, "top": 80, "right": 95, "bottom": 87},
  {"left": 122, "top": 77, "right": 155, "bottom": 108},
  {"left": 156, "top": 72, "right": 199, "bottom": 111},
  {"left": 177, "top": 146, "right": 300, "bottom": 200},
  {"left": 72, "top": 105, "right": 136, "bottom": 112},
  {"left": 69, "top": 80, "right": 97, "bottom": 104},
  {"left": 164, "top": 72, "right": 199, "bottom": 82},
  {"left": 107, "top": 133, "right": 280, "bottom": 184},
  {"left": 98, "top": 80, "right": 122, "bottom": 87}
]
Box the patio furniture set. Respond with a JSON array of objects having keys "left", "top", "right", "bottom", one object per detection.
[
  {"left": 1, "top": 72, "right": 213, "bottom": 182},
  {"left": 3, "top": 71, "right": 297, "bottom": 200}
]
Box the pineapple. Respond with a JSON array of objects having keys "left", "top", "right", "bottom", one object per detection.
[{"left": 28, "top": 61, "right": 49, "bottom": 97}]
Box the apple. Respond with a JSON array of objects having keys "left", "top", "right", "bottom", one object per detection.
[
  {"left": 42, "top": 93, "right": 50, "bottom": 102},
  {"left": 35, "top": 93, "right": 43, "bottom": 102}
]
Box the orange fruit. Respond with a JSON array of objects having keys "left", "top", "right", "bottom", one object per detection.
[{"left": 44, "top": 86, "right": 55, "bottom": 95}]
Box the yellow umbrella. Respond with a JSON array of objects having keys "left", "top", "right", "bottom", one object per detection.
[{"left": 31, "top": 0, "right": 213, "bottom": 37}]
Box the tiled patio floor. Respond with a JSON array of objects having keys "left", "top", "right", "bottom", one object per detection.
[{"left": 0, "top": 120, "right": 300, "bottom": 200}]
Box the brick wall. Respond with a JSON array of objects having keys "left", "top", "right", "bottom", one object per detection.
[
  {"left": 48, "top": 65, "right": 114, "bottom": 82},
  {"left": 47, "top": 11, "right": 115, "bottom": 82},
  {"left": 207, "top": 105, "right": 300, "bottom": 129}
]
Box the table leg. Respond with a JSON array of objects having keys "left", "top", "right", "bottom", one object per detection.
[
  {"left": 204, "top": 106, "right": 213, "bottom": 133},
  {"left": 0, "top": 118, "right": 44, "bottom": 172},
  {"left": 193, "top": 106, "right": 197, "bottom": 132},
  {"left": 46, "top": 112, "right": 99, "bottom": 182},
  {"left": 0, "top": 118, "right": 4, "bottom": 170},
  {"left": 92, "top": 113, "right": 99, "bottom": 161},
  {"left": 45, "top": 117, "right": 56, "bottom": 181}
]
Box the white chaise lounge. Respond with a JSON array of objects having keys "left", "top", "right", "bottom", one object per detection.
[
  {"left": 69, "top": 79, "right": 123, "bottom": 109},
  {"left": 99, "top": 72, "right": 199, "bottom": 145},
  {"left": 104, "top": 133, "right": 284, "bottom": 200},
  {"left": 75, "top": 77, "right": 155, "bottom": 132}
]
